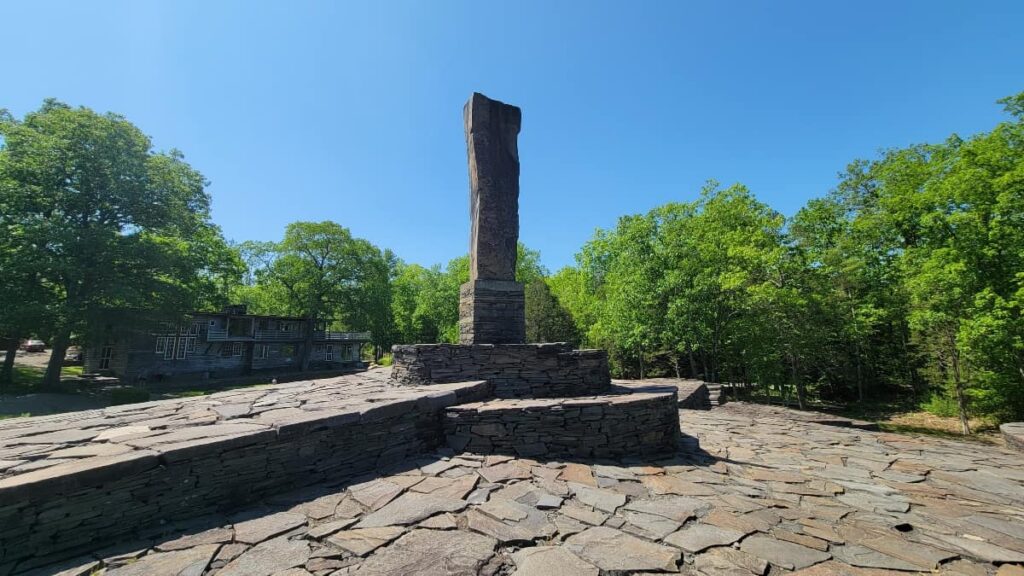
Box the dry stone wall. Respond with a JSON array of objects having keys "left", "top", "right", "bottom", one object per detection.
[
  {"left": 0, "top": 381, "right": 489, "bottom": 570},
  {"left": 390, "top": 343, "right": 610, "bottom": 398},
  {"left": 444, "top": 387, "right": 680, "bottom": 459}
]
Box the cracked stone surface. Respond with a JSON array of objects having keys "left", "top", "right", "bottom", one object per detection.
[{"left": 13, "top": 402, "right": 1024, "bottom": 576}]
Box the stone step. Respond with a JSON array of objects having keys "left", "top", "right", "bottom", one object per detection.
[{"left": 443, "top": 384, "right": 683, "bottom": 460}]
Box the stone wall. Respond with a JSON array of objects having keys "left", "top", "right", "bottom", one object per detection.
[
  {"left": 443, "top": 388, "right": 680, "bottom": 459},
  {"left": 390, "top": 343, "right": 610, "bottom": 398},
  {"left": 0, "top": 382, "right": 489, "bottom": 571},
  {"left": 458, "top": 279, "right": 525, "bottom": 345}
]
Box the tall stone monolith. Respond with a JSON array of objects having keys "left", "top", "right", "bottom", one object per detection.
[{"left": 459, "top": 93, "right": 526, "bottom": 344}]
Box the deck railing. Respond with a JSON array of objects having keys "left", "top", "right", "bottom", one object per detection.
[
  {"left": 314, "top": 331, "right": 371, "bottom": 341},
  {"left": 255, "top": 329, "right": 303, "bottom": 340}
]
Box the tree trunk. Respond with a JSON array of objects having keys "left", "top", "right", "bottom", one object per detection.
[
  {"left": 1, "top": 338, "right": 18, "bottom": 391},
  {"left": 300, "top": 317, "right": 314, "bottom": 372},
  {"left": 950, "top": 345, "right": 970, "bottom": 435},
  {"left": 792, "top": 357, "right": 805, "bottom": 410},
  {"left": 638, "top": 345, "right": 644, "bottom": 380},
  {"left": 42, "top": 330, "right": 70, "bottom": 391},
  {"left": 687, "top": 343, "right": 697, "bottom": 378},
  {"left": 855, "top": 343, "right": 864, "bottom": 403}
]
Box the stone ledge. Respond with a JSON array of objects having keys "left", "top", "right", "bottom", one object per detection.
[
  {"left": 390, "top": 343, "right": 611, "bottom": 398},
  {"left": 443, "top": 386, "right": 680, "bottom": 459},
  {"left": 0, "top": 379, "right": 490, "bottom": 569},
  {"left": 1002, "top": 422, "right": 1024, "bottom": 451}
]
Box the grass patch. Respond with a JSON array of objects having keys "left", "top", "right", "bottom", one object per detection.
[
  {"left": 737, "top": 390, "right": 999, "bottom": 441},
  {"left": 0, "top": 413, "right": 31, "bottom": 420},
  {"left": 165, "top": 390, "right": 210, "bottom": 398},
  {"left": 2, "top": 364, "right": 88, "bottom": 395},
  {"left": 109, "top": 387, "right": 151, "bottom": 405}
]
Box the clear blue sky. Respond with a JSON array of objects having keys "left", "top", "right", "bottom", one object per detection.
[{"left": 5, "top": 1, "right": 1022, "bottom": 271}]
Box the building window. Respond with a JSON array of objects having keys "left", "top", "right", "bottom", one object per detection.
[
  {"left": 255, "top": 344, "right": 269, "bottom": 359},
  {"left": 281, "top": 322, "right": 292, "bottom": 332},
  {"left": 164, "top": 339, "right": 175, "bottom": 360},
  {"left": 176, "top": 338, "right": 187, "bottom": 359},
  {"left": 184, "top": 337, "right": 196, "bottom": 354},
  {"left": 232, "top": 342, "right": 243, "bottom": 357},
  {"left": 325, "top": 345, "right": 334, "bottom": 361},
  {"left": 155, "top": 337, "right": 166, "bottom": 354},
  {"left": 99, "top": 346, "right": 113, "bottom": 370},
  {"left": 189, "top": 322, "right": 201, "bottom": 336}
]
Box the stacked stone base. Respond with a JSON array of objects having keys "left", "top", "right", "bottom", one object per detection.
[
  {"left": 459, "top": 280, "right": 526, "bottom": 345},
  {"left": 391, "top": 343, "right": 684, "bottom": 460},
  {"left": 391, "top": 343, "right": 610, "bottom": 398},
  {"left": 444, "top": 387, "right": 680, "bottom": 459}
]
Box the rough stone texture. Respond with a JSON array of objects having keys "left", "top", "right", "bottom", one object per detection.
[
  {"left": 1002, "top": 422, "right": 1024, "bottom": 451},
  {"left": 15, "top": 402, "right": 1024, "bottom": 576},
  {"left": 216, "top": 537, "right": 309, "bottom": 576},
  {"left": 390, "top": 343, "right": 610, "bottom": 398},
  {"left": 0, "top": 369, "right": 490, "bottom": 570},
  {"left": 444, "top": 389, "right": 680, "bottom": 459},
  {"left": 511, "top": 546, "right": 598, "bottom": 576},
  {"left": 564, "top": 526, "right": 681, "bottom": 572},
  {"left": 355, "top": 529, "right": 497, "bottom": 575},
  {"left": 460, "top": 92, "right": 523, "bottom": 345},
  {"left": 459, "top": 279, "right": 526, "bottom": 345},
  {"left": 464, "top": 92, "right": 520, "bottom": 285},
  {"left": 616, "top": 378, "right": 711, "bottom": 409},
  {"left": 104, "top": 544, "right": 220, "bottom": 576}
]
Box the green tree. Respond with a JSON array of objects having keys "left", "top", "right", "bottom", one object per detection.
[{"left": 0, "top": 100, "right": 237, "bottom": 388}]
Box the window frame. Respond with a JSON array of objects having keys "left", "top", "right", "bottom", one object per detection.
[
  {"left": 232, "top": 342, "right": 243, "bottom": 357},
  {"left": 155, "top": 337, "right": 166, "bottom": 354},
  {"left": 99, "top": 346, "right": 113, "bottom": 370},
  {"left": 325, "top": 345, "right": 334, "bottom": 361}
]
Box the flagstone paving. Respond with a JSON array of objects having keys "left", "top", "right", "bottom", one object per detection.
[
  {"left": 17, "top": 402, "right": 1024, "bottom": 575},
  {"left": 0, "top": 370, "right": 403, "bottom": 480}
]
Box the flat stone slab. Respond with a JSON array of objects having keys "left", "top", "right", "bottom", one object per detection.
[
  {"left": 511, "top": 546, "right": 599, "bottom": 576},
  {"left": 565, "top": 526, "right": 681, "bottom": 572},
  {"left": 665, "top": 523, "right": 745, "bottom": 552},
  {"left": 741, "top": 534, "right": 833, "bottom": 570},
  {"left": 355, "top": 528, "right": 496, "bottom": 575},
  {"left": 1002, "top": 422, "right": 1024, "bottom": 451},
  {"left": 356, "top": 492, "right": 467, "bottom": 528}
]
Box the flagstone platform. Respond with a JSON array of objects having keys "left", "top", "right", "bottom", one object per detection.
[
  {"left": 0, "top": 370, "right": 492, "bottom": 572},
  {"left": 10, "top": 402, "right": 1023, "bottom": 576}
]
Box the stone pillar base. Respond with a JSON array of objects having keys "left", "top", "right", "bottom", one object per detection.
[{"left": 459, "top": 280, "right": 525, "bottom": 344}]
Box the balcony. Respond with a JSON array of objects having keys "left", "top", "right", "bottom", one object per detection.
[
  {"left": 314, "top": 331, "right": 371, "bottom": 341},
  {"left": 255, "top": 329, "right": 303, "bottom": 341},
  {"left": 206, "top": 329, "right": 256, "bottom": 341}
]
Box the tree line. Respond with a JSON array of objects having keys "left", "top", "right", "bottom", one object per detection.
[
  {"left": 549, "top": 92, "right": 1024, "bottom": 432},
  {"left": 2, "top": 94, "right": 1022, "bottom": 432}
]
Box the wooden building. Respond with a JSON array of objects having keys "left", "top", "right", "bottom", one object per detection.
[{"left": 84, "top": 305, "right": 370, "bottom": 383}]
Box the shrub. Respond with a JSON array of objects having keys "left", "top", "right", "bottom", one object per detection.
[
  {"left": 921, "top": 393, "right": 960, "bottom": 418},
  {"left": 110, "top": 387, "right": 151, "bottom": 406},
  {"left": 376, "top": 353, "right": 393, "bottom": 367}
]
